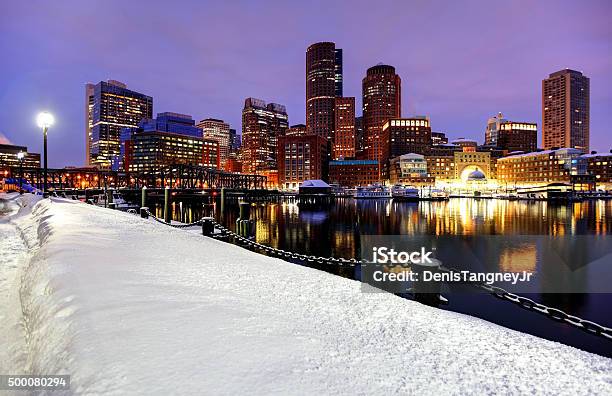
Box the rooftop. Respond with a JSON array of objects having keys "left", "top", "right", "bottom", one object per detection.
[
  {"left": 580, "top": 152, "right": 612, "bottom": 159},
  {"left": 499, "top": 148, "right": 583, "bottom": 160},
  {"left": 300, "top": 179, "right": 331, "bottom": 188},
  {"left": 329, "top": 160, "right": 378, "bottom": 166}
]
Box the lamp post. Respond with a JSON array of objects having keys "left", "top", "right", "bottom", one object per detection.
[
  {"left": 37, "top": 112, "right": 54, "bottom": 196},
  {"left": 17, "top": 151, "right": 25, "bottom": 194}
]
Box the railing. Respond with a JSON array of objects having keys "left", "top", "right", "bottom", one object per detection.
[{"left": 139, "top": 207, "right": 612, "bottom": 342}]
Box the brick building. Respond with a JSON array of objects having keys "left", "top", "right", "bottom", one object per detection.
[
  {"left": 277, "top": 134, "right": 328, "bottom": 190},
  {"left": 328, "top": 159, "right": 379, "bottom": 187}
]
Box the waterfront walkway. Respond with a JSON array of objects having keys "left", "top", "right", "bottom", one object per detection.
[{"left": 1, "top": 193, "right": 611, "bottom": 394}]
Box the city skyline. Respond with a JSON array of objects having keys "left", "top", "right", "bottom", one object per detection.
[{"left": 1, "top": 1, "right": 611, "bottom": 168}]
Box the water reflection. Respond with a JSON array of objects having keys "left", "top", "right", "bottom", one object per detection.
[
  {"left": 160, "top": 197, "right": 612, "bottom": 260},
  {"left": 498, "top": 245, "right": 537, "bottom": 273}
]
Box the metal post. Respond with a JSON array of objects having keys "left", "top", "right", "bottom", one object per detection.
[
  {"left": 43, "top": 126, "right": 48, "bottom": 195},
  {"left": 19, "top": 158, "right": 23, "bottom": 194},
  {"left": 239, "top": 201, "right": 250, "bottom": 220},
  {"left": 201, "top": 217, "right": 214, "bottom": 236},
  {"left": 220, "top": 187, "right": 226, "bottom": 215},
  {"left": 141, "top": 186, "right": 147, "bottom": 208},
  {"left": 107, "top": 188, "right": 115, "bottom": 209},
  {"left": 164, "top": 187, "right": 170, "bottom": 223},
  {"left": 236, "top": 202, "right": 254, "bottom": 238}
]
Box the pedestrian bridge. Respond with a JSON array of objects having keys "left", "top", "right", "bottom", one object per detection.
[{"left": 2, "top": 164, "right": 268, "bottom": 191}]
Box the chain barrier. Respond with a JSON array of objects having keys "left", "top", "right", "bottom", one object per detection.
[
  {"left": 137, "top": 208, "right": 612, "bottom": 341},
  {"left": 143, "top": 208, "right": 205, "bottom": 229},
  {"left": 209, "top": 221, "right": 360, "bottom": 267},
  {"left": 440, "top": 265, "right": 612, "bottom": 341}
]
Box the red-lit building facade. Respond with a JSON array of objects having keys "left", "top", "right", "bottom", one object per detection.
[
  {"left": 277, "top": 134, "right": 328, "bottom": 190},
  {"left": 333, "top": 97, "right": 356, "bottom": 159},
  {"left": 306, "top": 42, "right": 338, "bottom": 140},
  {"left": 328, "top": 159, "right": 379, "bottom": 187},
  {"left": 362, "top": 64, "right": 401, "bottom": 176},
  {"left": 542, "top": 69, "right": 590, "bottom": 153}
]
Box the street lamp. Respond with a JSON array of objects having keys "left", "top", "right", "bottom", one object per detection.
[
  {"left": 37, "top": 111, "right": 54, "bottom": 195},
  {"left": 17, "top": 150, "right": 25, "bottom": 194}
]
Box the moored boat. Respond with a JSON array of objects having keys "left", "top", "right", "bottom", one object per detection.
[
  {"left": 354, "top": 184, "right": 392, "bottom": 199},
  {"left": 391, "top": 185, "right": 419, "bottom": 201},
  {"left": 421, "top": 188, "right": 449, "bottom": 201}
]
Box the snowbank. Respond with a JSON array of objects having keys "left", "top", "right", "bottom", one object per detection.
[{"left": 2, "top": 194, "right": 611, "bottom": 395}]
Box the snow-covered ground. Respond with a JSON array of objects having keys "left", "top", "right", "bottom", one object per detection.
[{"left": 0, "top": 193, "right": 611, "bottom": 395}]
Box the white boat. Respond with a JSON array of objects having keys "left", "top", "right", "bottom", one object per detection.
[
  {"left": 330, "top": 184, "right": 351, "bottom": 197},
  {"left": 391, "top": 185, "right": 419, "bottom": 201},
  {"left": 421, "top": 188, "right": 449, "bottom": 201},
  {"left": 354, "top": 184, "right": 392, "bottom": 199}
]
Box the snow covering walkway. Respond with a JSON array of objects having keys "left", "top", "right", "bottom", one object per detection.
[{"left": 1, "top": 194, "right": 611, "bottom": 395}]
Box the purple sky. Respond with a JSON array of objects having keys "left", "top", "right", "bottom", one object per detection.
[{"left": 1, "top": 0, "right": 611, "bottom": 167}]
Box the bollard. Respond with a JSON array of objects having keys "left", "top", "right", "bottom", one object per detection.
[
  {"left": 239, "top": 202, "right": 250, "bottom": 220},
  {"left": 140, "top": 207, "right": 149, "bottom": 219},
  {"left": 163, "top": 187, "right": 171, "bottom": 223},
  {"left": 412, "top": 258, "right": 442, "bottom": 307},
  {"left": 236, "top": 202, "right": 255, "bottom": 238},
  {"left": 201, "top": 217, "right": 214, "bottom": 236},
  {"left": 141, "top": 186, "right": 147, "bottom": 208},
  {"left": 107, "top": 189, "right": 113, "bottom": 207}
]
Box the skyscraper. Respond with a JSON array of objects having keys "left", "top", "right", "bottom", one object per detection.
[
  {"left": 86, "top": 80, "right": 153, "bottom": 168},
  {"left": 362, "top": 64, "right": 401, "bottom": 175},
  {"left": 229, "top": 128, "right": 241, "bottom": 152},
  {"left": 334, "top": 49, "right": 343, "bottom": 97},
  {"left": 333, "top": 97, "right": 355, "bottom": 159},
  {"left": 355, "top": 116, "right": 365, "bottom": 159},
  {"left": 197, "top": 118, "right": 231, "bottom": 169},
  {"left": 485, "top": 112, "right": 507, "bottom": 146},
  {"left": 241, "top": 98, "right": 288, "bottom": 174},
  {"left": 542, "top": 69, "right": 590, "bottom": 152},
  {"left": 306, "top": 42, "right": 340, "bottom": 140},
  {"left": 85, "top": 83, "right": 95, "bottom": 165}
]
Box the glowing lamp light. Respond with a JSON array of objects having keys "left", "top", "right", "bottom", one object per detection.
[
  {"left": 17, "top": 151, "right": 25, "bottom": 160},
  {"left": 37, "top": 112, "right": 55, "bottom": 128}
]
